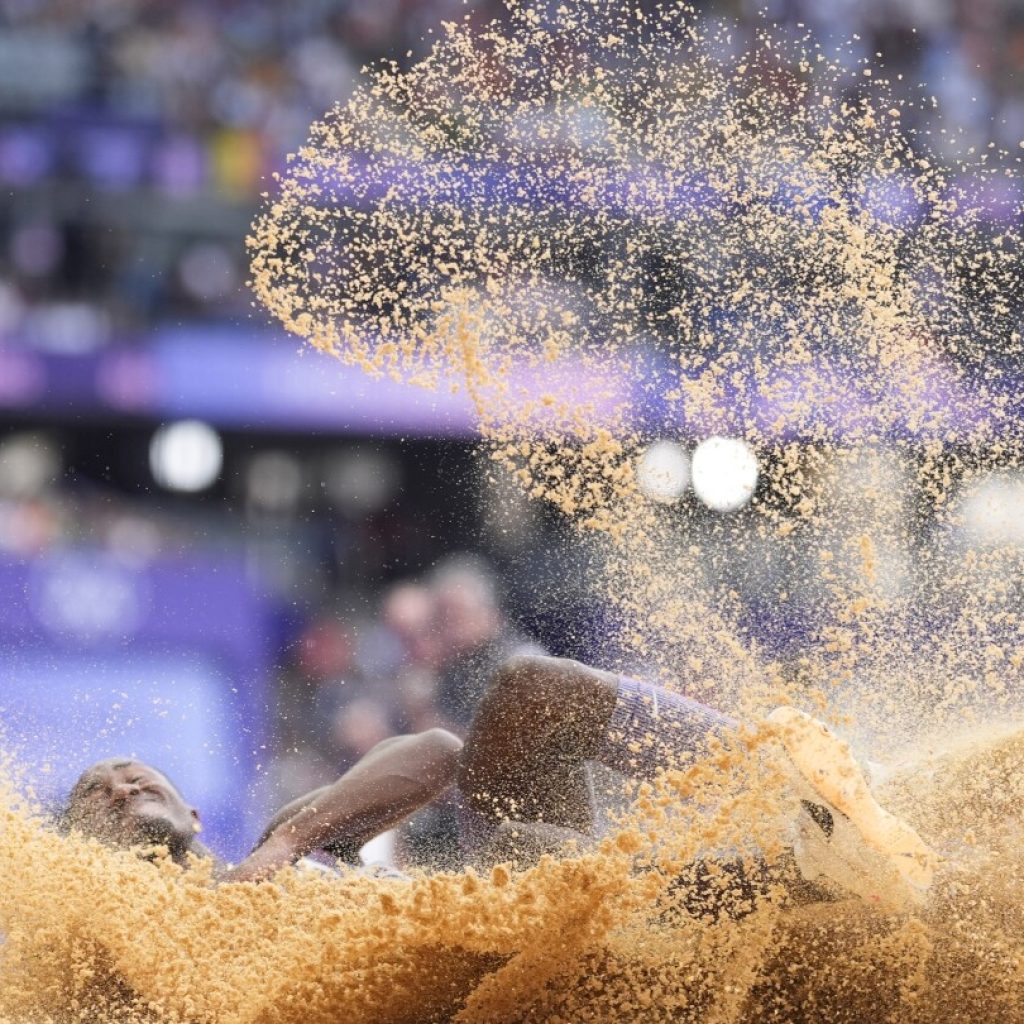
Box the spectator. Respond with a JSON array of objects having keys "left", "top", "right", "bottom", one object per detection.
[
  {"left": 380, "top": 580, "right": 442, "bottom": 673},
  {"left": 431, "top": 553, "right": 544, "bottom": 731},
  {"left": 329, "top": 695, "right": 394, "bottom": 770}
]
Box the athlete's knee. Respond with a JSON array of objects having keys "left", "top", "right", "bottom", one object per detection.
[
  {"left": 418, "top": 727, "right": 463, "bottom": 759},
  {"left": 486, "top": 654, "right": 583, "bottom": 710},
  {"left": 491, "top": 652, "right": 548, "bottom": 688}
]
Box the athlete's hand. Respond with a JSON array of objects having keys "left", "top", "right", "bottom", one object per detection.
[{"left": 218, "top": 833, "right": 296, "bottom": 883}]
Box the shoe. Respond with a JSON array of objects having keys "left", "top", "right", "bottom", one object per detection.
[{"left": 767, "top": 707, "right": 939, "bottom": 906}]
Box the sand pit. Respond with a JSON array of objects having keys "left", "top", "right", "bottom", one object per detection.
[{"left": 1, "top": 727, "right": 1023, "bottom": 1022}]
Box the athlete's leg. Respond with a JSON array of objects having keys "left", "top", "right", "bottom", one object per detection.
[
  {"left": 460, "top": 656, "right": 938, "bottom": 904},
  {"left": 458, "top": 655, "right": 618, "bottom": 833},
  {"left": 458, "top": 655, "right": 736, "bottom": 833}
]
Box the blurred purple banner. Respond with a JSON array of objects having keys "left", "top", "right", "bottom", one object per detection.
[
  {"left": 0, "top": 325, "right": 1003, "bottom": 441},
  {"left": 0, "top": 326, "right": 633, "bottom": 436}
]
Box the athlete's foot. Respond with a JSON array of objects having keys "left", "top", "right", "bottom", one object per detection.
[{"left": 767, "top": 707, "right": 940, "bottom": 907}]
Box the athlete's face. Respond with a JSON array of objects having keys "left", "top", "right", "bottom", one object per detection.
[{"left": 63, "top": 759, "right": 200, "bottom": 854}]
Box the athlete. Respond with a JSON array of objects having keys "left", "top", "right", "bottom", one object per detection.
[
  {"left": 58, "top": 729, "right": 463, "bottom": 883},
  {"left": 458, "top": 656, "right": 938, "bottom": 904},
  {"left": 57, "top": 655, "right": 937, "bottom": 900}
]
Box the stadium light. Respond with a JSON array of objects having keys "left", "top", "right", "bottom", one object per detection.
[
  {"left": 959, "top": 472, "right": 1024, "bottom": 547},
  {"left": 149, "top": 420, "right": 223, "bottom": 493},
  {"left": 636, "top": 440, "right": 691, "bottom": 504},
  {"left": 0, "top": 432, "right": 60, "bottom": 498},
  {"left": 691, "top": 436, "right": 759, "bottom": 512},
  {"left": 246, "top": 450, "right": 303, "bottom": 513}
]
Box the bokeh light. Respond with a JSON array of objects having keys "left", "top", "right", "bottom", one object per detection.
[
  {"left": 635, "top": 440, "right": 691, "bottom": 504},
  {"left": 691, "top": 437, "right": 759, "bottom": 513},
  {"left": 149, "top": 420, "right": 223, "bottom": 493}
]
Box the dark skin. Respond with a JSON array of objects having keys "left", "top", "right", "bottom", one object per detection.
[
  {"left": 458, "top": 656, "right": 833, "bottom": 907},
  {"left": 63, "top": 759, "right": 207, "bottom": 862},
  {"left": 458, "top": 654, "right": 618, "bottom": 834},
  {"left": 63, "top": 729, "right": 464, "bottom": 882},
  {"left": 62, "top": 657, "right": 627, "bottom": 880},
  {"left": 61, "top": 658, "right": 906, "bottom": 913}
]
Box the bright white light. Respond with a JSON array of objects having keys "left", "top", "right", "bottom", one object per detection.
[
  {"left": 150, "top": 420, "right": 223, "bottom": 493},
  {"left": 691, "top": 436, "right": 759, "bottom": 512},
  {"left": 959, "top": 473, "right": 1024, "bottom": 547},
  {"left": 636, "top": 440, "right": 690, "bottom": 504}
]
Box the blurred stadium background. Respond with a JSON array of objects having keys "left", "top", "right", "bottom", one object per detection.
[{"left": 1, "top": 0, "right": 1022, "bottom": 861}]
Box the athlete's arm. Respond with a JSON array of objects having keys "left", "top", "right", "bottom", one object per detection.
[
  {"left": 253, "top": 784, "right": 333, "bottom": 851},
  {"left": 221, "top": 728, "right": 463, "bottom": 882}
]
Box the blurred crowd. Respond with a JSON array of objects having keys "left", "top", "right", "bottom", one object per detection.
[
  {"left": 2, "top": 0, "right": 1024, "bottom": 348},
  {"left": 277, "top": 554, "right": 540, "bottom": 768},
  {"left": 0, "top": 0, "right": 501, "bottom": 346}
]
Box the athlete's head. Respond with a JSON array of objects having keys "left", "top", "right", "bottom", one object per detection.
[{"left": 59, "top": 758, "right": 201, "bottom": 860}]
